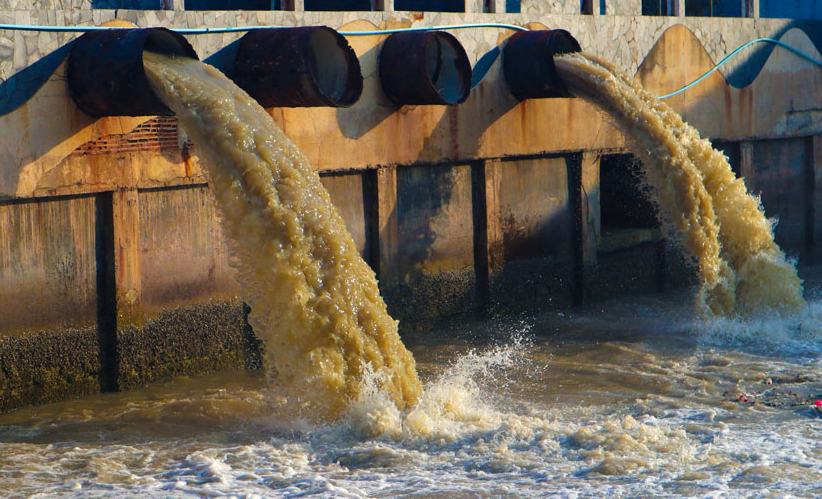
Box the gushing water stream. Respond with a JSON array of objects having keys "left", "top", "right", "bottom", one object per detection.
[
  {"left": 3, "top": 48, "right": 819, "bottom": 498},
  {"left": 143, "top": 52, "right": 421, "bottom": 418},
  {"left": 554, "top": 53, "right": 805, "bottom": 318}
]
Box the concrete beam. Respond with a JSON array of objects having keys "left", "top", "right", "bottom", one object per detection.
[
  {"left": 740, "top": 141, "right": 754, "bottom": 181},
  {"left": 471, "top": 159, "right": 504, "bottom": 307},
  {"left": 743, "top": 0, "right": 760, "bottom": 17},
  {"left": 112, "top": 188, "right": 142, "bottom": 327},
  {"left": 465, "top": 0, "right": 484, "bottom": 13},
  {"left": 375, "top": 166, "right": 399, "bottom": 284},
  {"left": 570, "top": 152, "right": 601, "bottom": 305}
]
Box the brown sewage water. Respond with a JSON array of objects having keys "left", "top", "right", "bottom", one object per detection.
[
  {"left": 555, "top": 53, "right": 804, "bottom": 318},
  {"left": 3, "top": 49, "right": 820, "bottom": 497},
  {"left": 2, "top": 284, "right": 822, "bottom": 498},
  {"left": 142, "top": 51, "right": 421, "bottom": 417}
]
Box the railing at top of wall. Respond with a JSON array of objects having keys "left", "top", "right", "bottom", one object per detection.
[{"left": 1, "top": 22, "right": 821, "bottom": 107}]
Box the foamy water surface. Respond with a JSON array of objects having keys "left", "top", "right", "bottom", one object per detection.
[{"left": 4, "top": 273, "right": 822, "bottom": 498}]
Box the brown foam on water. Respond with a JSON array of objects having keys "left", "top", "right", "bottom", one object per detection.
[
  {"left": 143, "top": 52, "right": 421, "bottom": 417},
  {"left": 555, "top": 53, "right": 804, "bottom": 317}
]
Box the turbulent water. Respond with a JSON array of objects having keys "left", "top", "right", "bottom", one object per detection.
[
  {"left": 4, "top": 282, "right": 822, "bottom": 498},
  {"left": 143, "top": 52, "right": 421, "bottom": 416},
  {"left": 554, "top": 53, "right": 805, "bottom": 318},
  {"left": 10, "top": 47, "right": 815, "bottom": 497}
]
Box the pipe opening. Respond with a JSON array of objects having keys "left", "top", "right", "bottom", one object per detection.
[
  {"left": 379, "top": 31, "right": 471, "bottom": 106},
  {"left": 68, "top": 27, "right": 198, "bottom": 117},
  {"left": 424, "top": 35, "right": 466, "bottom": 104},
  {"left": 502, "top": 29, "right": 581, "bottom": 100},
  {"left": 307, "top": 28, "right": 353, "bottom": 106},
  {"left": 233, "top": 26, "right": 363, "bottom": 108},
  {"left": 144, "top": 29, "right": 195, "bottom": 58}
]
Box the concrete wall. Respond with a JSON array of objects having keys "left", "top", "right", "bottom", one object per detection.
[{"left": 1, "top": 9, "right": 822, "bottom": 410}]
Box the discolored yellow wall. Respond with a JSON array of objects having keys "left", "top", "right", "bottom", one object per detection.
[{"left": 1, "top": 10, "right": 822, "bottom": 410}]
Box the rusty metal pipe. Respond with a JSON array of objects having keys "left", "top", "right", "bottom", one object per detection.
[
  {"left": 378, "top": 31, "right": 472, "bottom": 106},
  {"left": 232, "top": 26, "right": 363, "bottom": 108},
  {"left": 502, "top": 29, "right": 581, "bottom": 100},
  {"left": 67, "top": 28, "right": 198, "bottom": 117}
]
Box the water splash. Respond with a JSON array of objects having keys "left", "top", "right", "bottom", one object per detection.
[{"left": 347, "top": 332, "right": 536, "bottom": 440}]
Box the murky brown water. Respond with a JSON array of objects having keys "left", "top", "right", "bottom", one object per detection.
[
  {"left": 5, "top": 47, "right": 817, "bottom": 498},
  {"left": 555, "top": 53, "right": 804, "bottom": 317},
  {"left": 3, "top": 278, "right": 822, "bottom": 498}
]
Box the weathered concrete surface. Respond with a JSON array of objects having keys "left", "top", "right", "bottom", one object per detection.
[
  {"left": 0, "top": 300, "right": 262, "bottom": 411},
  {"left": 498, "top": 157, "right": 572, "bottom": 262},
  {"left": 486, "top": 156, "right": 576, "bottom": 311},
  {"left": 385, "top": 163, "right": 478, "bottom": 321},
  {"left": 747, "top": 137, "right": 811, "bottom": 257},
  {"left": 138, "top": 185, "right": 239, "bottom": 315},
  {"left": 0, "top": 195, "right": 98, "bottom": 334},
  {"left": 1, "top": 9, "right": 822, "bottom": 410},
  {"left": 117, "top": 300, "right": 262, "bottom": 390},
  {"left": 637, "top": 25, "right": 822, "bottom": 141},
  {"left": 319, "top": 171, "right": 371, "bottom": 260},
  {"left": 3, "top": 15, "right": 822, "bottom": 196}
]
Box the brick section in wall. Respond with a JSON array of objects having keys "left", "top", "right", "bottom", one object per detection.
[{"left": 70, "top": 117, "right": 191, "bottom": 156}]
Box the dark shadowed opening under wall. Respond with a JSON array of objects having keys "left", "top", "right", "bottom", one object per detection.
[{"left": 600, "top": 153, "right": 659, "bottom": 231}]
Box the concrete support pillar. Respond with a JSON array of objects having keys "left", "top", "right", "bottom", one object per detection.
[
  {"left": 465, "top": 0, "right": 484, "bottom": 13},
  {"left": 293, "top": 0, "right": 304, "bottom": 11},
  {"left": 375, "top": 166, "right": 399, "bottom": 284},
  {"left": 740, "top": 141, "right": 755, "bottom": 181},
  {"left": 674, "top": 0, "right": 684, "bottom": 16},
  {"left": 172, "top": 0, "right": 184, "bottom": 11},
  {"left": 572, "top": 152, "right": 600, "bottom": 304},
  {"left": 112, "top": 188, "right": 142, "bottom": 327},
  {"left": 383, "top": 0, "right": 394, "bottom": 10},
  {"left": 471, "top": 159, "right": 504, "bottom": 309},
  {"left": 480, "top": 159, "right": 504, "bottom": 275},
  {"left": 743, "top": 0, "right": 759, "bottom": 17}
]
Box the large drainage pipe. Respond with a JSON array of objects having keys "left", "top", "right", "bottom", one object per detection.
[
  {"left": 502, "top": 29, "right": 581, "bottom": 100},
  {"left": 67, "top": 27, "right": 198, "bottom": 117},
  {"left": 232, "top": 26, "right": 363, "bottom": 108},
  {"left": 378, "top": 31, "right": 472, "bottom": 106}
]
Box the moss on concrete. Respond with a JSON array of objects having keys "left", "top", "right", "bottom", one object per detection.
[
  {"left": 0, "top": 327, "right": 102, "bottom": 412},
  {"left": 0, "top": 299, "right": 263, "bottom": 413},
  {"left": 382, "top": 268, "right": 478, "bottom": 326},
  {"left": 117, "top": 300, "right": 262, "bottom": 390}
]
